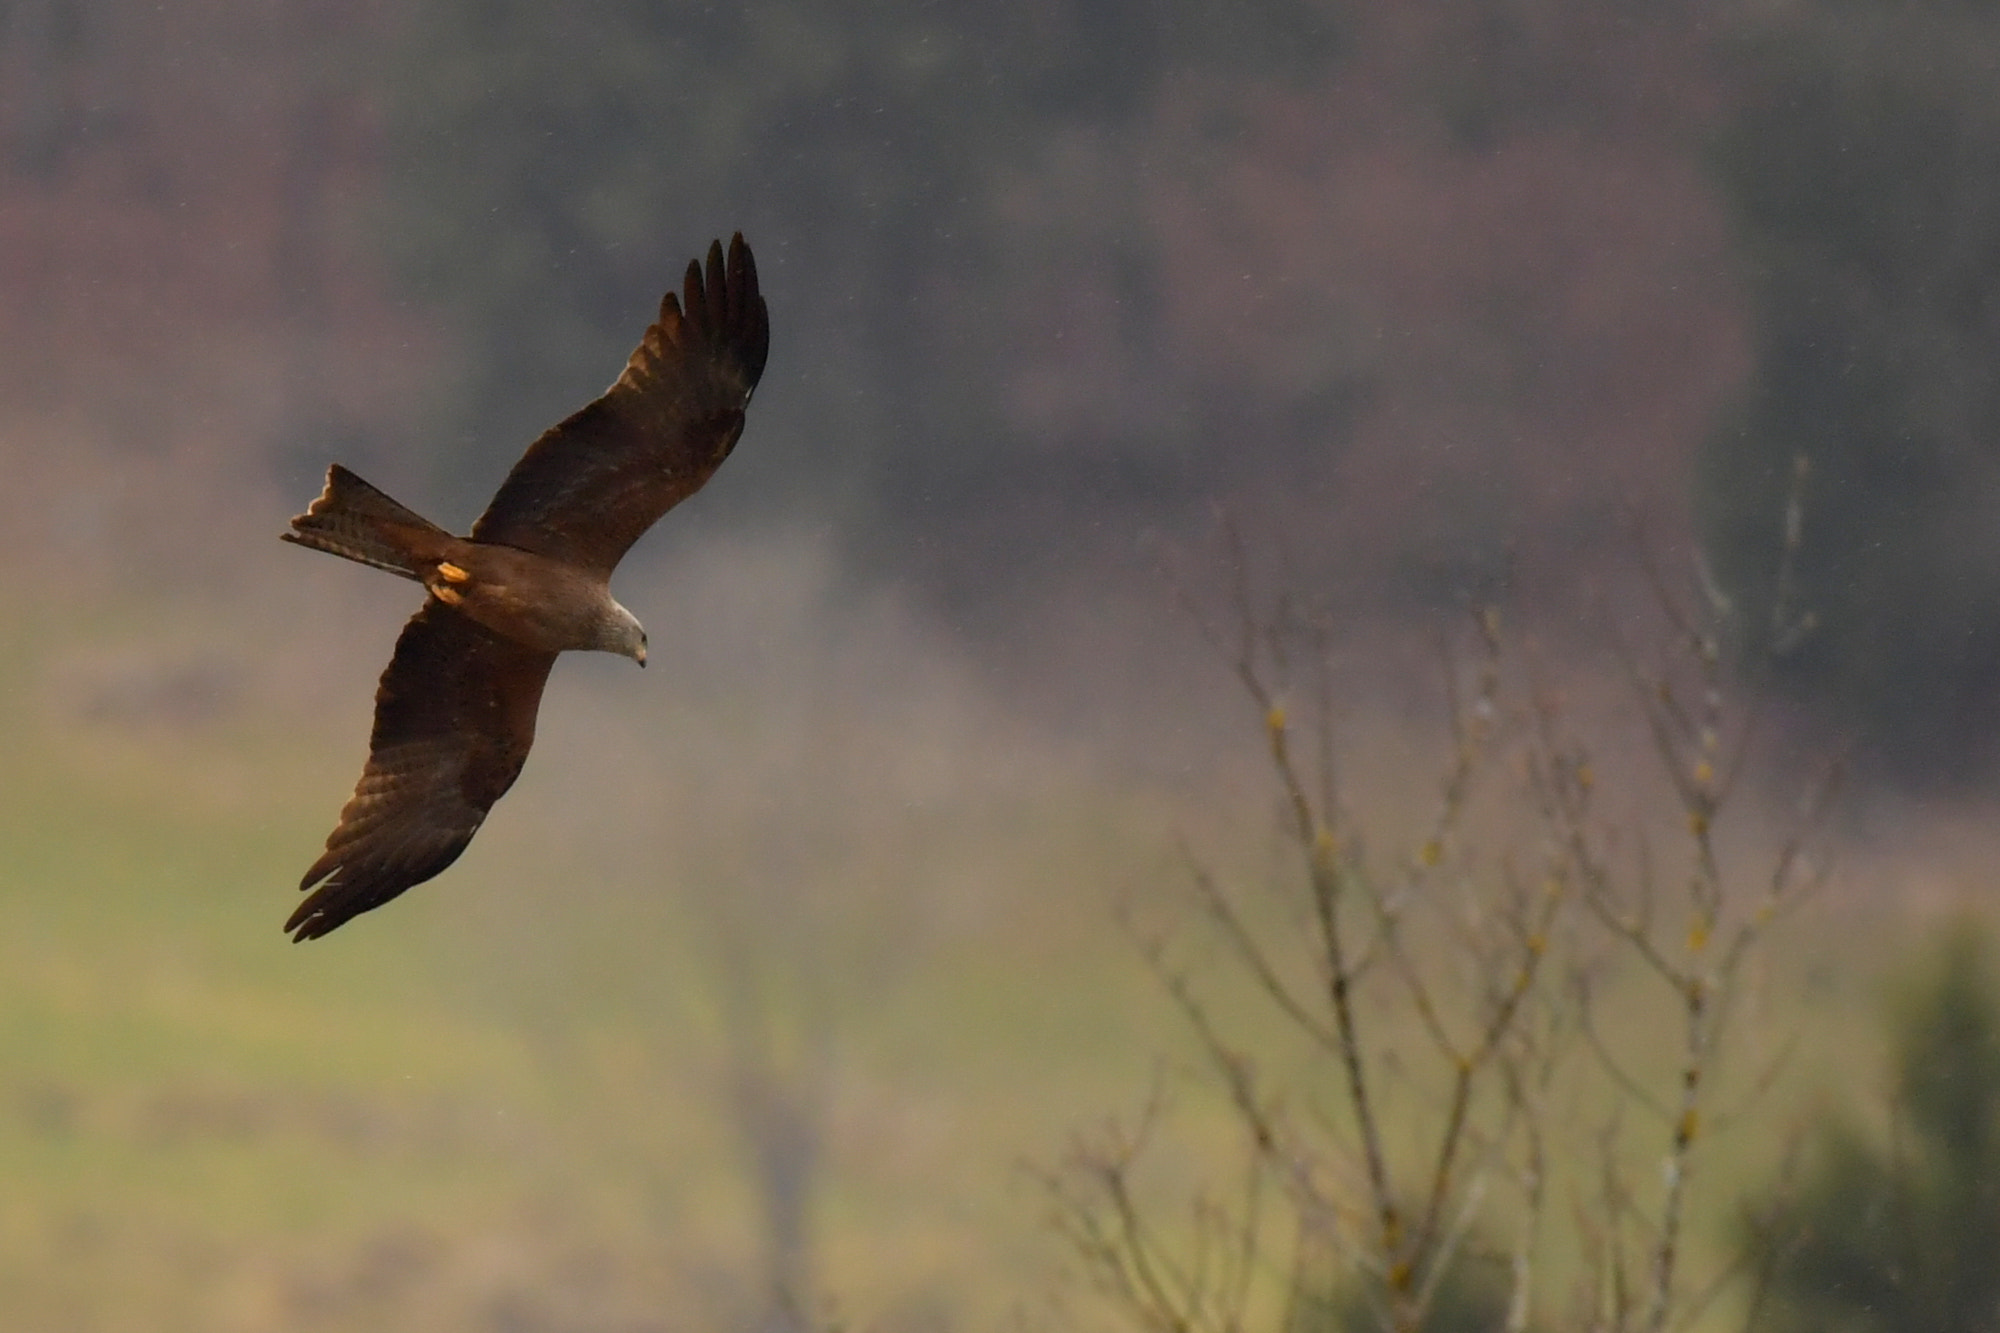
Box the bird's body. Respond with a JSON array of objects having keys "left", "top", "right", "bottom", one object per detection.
[
  {"left": 424, "top": 542, "right": 645, "bottom": 660},
  {"left": 282, "top": 234, "right": 768, "bottom": 941},
  {"left": 287, "top": 471, "right": 647, "bottom": 660}
]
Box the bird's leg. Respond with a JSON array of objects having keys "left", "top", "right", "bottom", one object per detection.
[{"left": 429, "top": 561, "right": 472, "bottom": 606}]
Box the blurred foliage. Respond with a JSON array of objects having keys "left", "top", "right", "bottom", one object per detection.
[
  {"left": 374, "top": 0, "right": 1344, "bottom": 539},
  {"left": 1754, "top": 925, "right": 2000, "bottom": 1333},
  {"left": 1291, "top": 1244, "right": 1515, "bottom": 1333},
  {"left": 0, "top": 0, "right": 90, "bottom": 179},
  {"left": 1700, "top": 1, "right": 2000, "bottom": 778}
]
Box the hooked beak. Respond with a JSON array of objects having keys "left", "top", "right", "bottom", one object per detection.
[{"left": 636, "top": 645, "right": 648, "bottom": 668}]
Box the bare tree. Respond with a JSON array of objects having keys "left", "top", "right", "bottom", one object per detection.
[{"left": 1040, "top": 473, "right": 1834, "bottom": 1333}]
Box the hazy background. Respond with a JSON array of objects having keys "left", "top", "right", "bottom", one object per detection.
[{"left": 6, "top": 1, "right": 2000, "bottom": 1329}]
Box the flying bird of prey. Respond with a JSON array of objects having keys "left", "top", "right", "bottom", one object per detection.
[{"left": 281, "top": 235, "right": 768, "bottom": 941}]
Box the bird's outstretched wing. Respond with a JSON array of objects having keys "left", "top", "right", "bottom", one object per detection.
[
  {"left": 469, "top": 234, "right": 770, "bottom": 577},
  {"left": 288, "top": 600, "right": 557, "bottom": 941}
]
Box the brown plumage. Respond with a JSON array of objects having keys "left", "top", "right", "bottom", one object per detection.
[{"left": 282, "top": 234, "right": 769, "bottom": 941}]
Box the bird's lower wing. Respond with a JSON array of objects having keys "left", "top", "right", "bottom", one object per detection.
[{"left": 288, "top": 600, "right": 557, "bottom": 941}]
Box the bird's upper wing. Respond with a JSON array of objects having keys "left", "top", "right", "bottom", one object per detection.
[
  {"left": 287, "top": 600, "right": 557, "bottom": 941},
  {"left": 468, "top": 234, "right": 770, "bottom": 577}
]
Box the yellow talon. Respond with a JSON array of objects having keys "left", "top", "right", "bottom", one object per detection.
[
  {"left": 437, "top": 561, "right": 471, "bottom": 584},
  {"left": 434, "top": 583, "right": 464, "bottom": 606}
]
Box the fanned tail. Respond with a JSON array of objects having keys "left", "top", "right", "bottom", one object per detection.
[{"left": 282, "top": 465, "right": 451, "bottom": 580}]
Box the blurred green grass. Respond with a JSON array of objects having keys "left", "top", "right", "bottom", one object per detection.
[
  {"left": 0, "top": 577, "right": 1195, "bottom": 1329},
  {"left": 0, "top": 573, "right": 1956, "bottom": 1331}
]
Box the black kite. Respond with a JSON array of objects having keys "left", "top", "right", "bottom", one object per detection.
[{"left": 281, "top": 235, "right": 769, "bottom": 941}]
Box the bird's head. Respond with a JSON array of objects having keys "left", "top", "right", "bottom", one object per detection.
[{"left": 599, "top": 600, "right": 648, "bottom": 667}]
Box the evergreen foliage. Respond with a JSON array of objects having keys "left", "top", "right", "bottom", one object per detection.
[
  {"left": 1757, "top": 927, "right": 2000, "bottom": 1332},
  {"left": 373, "top": 1, "right": 1344, "bottom": 536},
  {"left": 1700, "top": 4, "right": 2000, "bottom": 777}
]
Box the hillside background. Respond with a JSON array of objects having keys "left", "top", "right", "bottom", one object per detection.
[{"left": 5, "top": 1, "right": 2000, "bottom": 1329}]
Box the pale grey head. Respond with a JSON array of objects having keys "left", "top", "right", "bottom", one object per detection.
[{"left": 595, "top": 598, "right": 648, "bottom": 666}]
